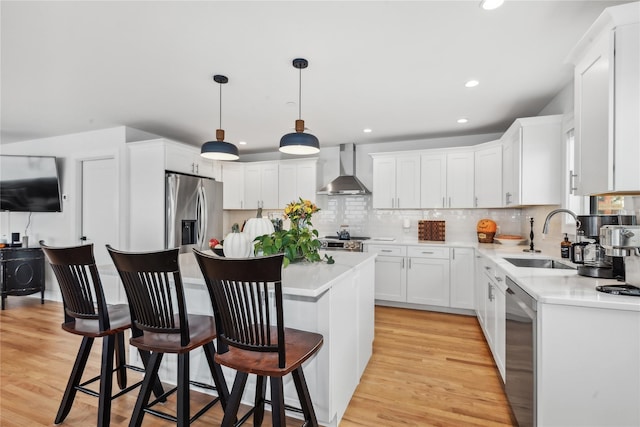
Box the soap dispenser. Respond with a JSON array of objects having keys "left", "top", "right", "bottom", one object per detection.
[{"left": 561, "top": 233, "right": 571, "bottom": 258}]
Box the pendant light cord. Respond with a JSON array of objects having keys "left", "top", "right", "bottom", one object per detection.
[
  {"left": 219, "top": 82, "right": 223, "bottom": 128},
  {"left": 298, "top": 66, "right": 302, "bottom": 120}
]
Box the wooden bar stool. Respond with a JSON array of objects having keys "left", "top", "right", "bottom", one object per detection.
[
  {"left": 193, "top": 251, "right": 323, "bottom": 427},
  {"left": 106, "top": 245, "right": 229, "bottom": 427},
  {"left": 40, "top": 242, "right": 164, "bottom": 427}
]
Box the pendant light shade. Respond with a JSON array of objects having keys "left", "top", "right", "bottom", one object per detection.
[
  {"left": 201, "top": 74, "right": 239, "bottom": 161},
  {"left": 280, "top": 58, "right": 320, "bottom": 155}
]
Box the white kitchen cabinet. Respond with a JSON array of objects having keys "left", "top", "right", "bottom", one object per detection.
[
  {"left": 474, "top": 142, "right": 502, "bottom": 208},
  {"left": 475, "top": 253, "right": 506, "bottom": 381},
  {"left": 371, "top": 154, "right": 420, "bottom": 209},
  {"left": 221, "top": 162, "right": 245, "bottom": 209},
  {"left": 450, "top": 247, "right": 475, "bottom": 310},
  {"left": 420, "top": 150, "right": 474, "bottom": 209},
  {"left": 368, "top": 244, "right": 474, "bottom": 312},
  {"left": 406, "top": 248, "right": 450, "bottom": 306},
  {"left": 278, "top": 159, "right": 318, "bottom": 207},
  {"left": 165, "top": 141, "right": 218, "bottom": 179},
  {"left": 501, "top": 115, "right": 563, "bottom": 206},
  {"left": 569, "top": 4, "right": 639, "bottom": 195},
  {"left": 243, "top": 161, "right": 279, "bottom": 210},
  {"left": 368, "top": 245, "right": 407, "bottom": 302}
]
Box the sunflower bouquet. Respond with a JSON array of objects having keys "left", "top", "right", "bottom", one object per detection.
[{"left": 284, "top": 198, "right": 320, "bottom": 227}]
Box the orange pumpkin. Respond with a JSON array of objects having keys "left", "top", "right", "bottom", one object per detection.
[{"left": 477, "top": 219, "right": 497, "bottom": 233}]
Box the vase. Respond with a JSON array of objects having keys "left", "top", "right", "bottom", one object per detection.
[{"left": 291, "top": 218, "right": 308, "bottom": 230}]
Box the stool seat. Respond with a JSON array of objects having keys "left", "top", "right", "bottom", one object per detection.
[
  {"left": 215, "top": 327, "right": 322, "bottom": 376},
  {"left": 130, "top": 314, "right": 217, "bottom": 354},
  {"left": 63, "top": 304, "right": 131, "bottom": 336}
]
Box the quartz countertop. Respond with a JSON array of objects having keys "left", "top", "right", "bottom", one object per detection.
[{"left": 178, "top": 250, "right": 377, "bottom": 299}]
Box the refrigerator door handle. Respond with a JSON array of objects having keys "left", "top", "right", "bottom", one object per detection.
[
  {"left": 196, "top": 182, "right": 208, "bottom": 249},
  {"left": 166, "top": 174, "right": 178, "bottom": 249}
]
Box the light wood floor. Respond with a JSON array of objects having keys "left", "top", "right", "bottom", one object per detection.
[{"left": 0, "top": 298, "right": 514, "bottom": 426}]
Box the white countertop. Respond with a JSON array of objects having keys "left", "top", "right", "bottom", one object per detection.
[
  {"left": 365, "top": 238, "right": 476, "bottom": 247},
  {"left": 366, "top": 238, "right": 640, "bottom": 311},
  {"left": 178, "top": 250, "right": 377, "bottom": 299}
]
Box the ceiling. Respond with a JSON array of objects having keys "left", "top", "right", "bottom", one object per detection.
[{"left": 0, "top": 1, "right": 629, "bottom": 155}]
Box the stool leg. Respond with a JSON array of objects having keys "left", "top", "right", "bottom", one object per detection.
[
  {"left": 269, "top": 377, "right": 285, "bottom": 427},
  {"left": 129, "top": 352, "right": 163, "bottom": 427},
  {"left": 222, "top": 371, "right": 248, "bottom": 427},
  {"left": 177, "top": 353, "right": 190, "bottom": 427},
  {"left": 115, "top": 332, "right": 127, "bottom": 390},
  {"left": 55, "top": 336, "right": 94, "bottom": 424},
  {"left": 137, "top": 349, "right": 166, "bottom": 401},
  {"left": 253, "top": 375, "right": 267, "bottom": 427},
  {"left": 203, "top": 342, "right": 229, "bottom": 409},
  {"left": 97, "top": 335, "right": 115, "bottom": 427},
  {"left": 292, "top": 367, "right": 318, "bottom": 427}
]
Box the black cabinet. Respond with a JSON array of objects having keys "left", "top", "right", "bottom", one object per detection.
[{"left": 0, "top": 247, "right": 45, "bottom": 309}]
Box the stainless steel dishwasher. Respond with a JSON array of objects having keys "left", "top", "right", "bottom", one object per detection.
[{"left": 505, "top": 276, "right": 536, "bottom": 427}]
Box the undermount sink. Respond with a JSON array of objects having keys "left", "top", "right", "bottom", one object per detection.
[{"left": 503, "top": 257, "right": 575, "bottom": 270}]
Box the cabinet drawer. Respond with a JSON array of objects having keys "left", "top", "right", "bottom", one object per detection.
[
  {"left": 407, "top": 246, "right": 449, "bottom": 259},
  {"left": 366, "top": 245, "right": 406, "bottom": 257}
]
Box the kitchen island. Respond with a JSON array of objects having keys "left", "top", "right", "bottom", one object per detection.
[{"left": 126, "top": 250, "right": 376, "bottom": 427}]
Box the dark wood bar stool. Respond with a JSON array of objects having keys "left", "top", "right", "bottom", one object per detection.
[
  {"left": 40, "top": 242, "right": 163, "bottom": 427},
  {"left": 106, "top": 245, "right": 229, "bottom": 427},
  {"left": 193, "top": 251, "right": 324, "bottom": 427}
]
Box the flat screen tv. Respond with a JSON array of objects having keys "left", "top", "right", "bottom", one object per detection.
[{"left": 0, "top": 155, "right": 62, "bottom": 212}]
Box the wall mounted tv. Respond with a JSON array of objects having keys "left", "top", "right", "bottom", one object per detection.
[{"left": 0, "top": 155, "right": 62, "bottom": 212}]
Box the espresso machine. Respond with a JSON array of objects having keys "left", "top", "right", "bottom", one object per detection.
[
  {"left": 570, "top": 215, "right": 637, "bottom": 278},
  {"left": 598, "top": 225, "right": 640, "bottom": 296}
]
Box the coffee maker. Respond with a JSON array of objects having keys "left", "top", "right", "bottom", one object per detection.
[
  {"left": 570, "top": 215, "right": 637, "bottom": 278},
  {"left": 600, "top": 225, "right": 640, "bottom": 291}
]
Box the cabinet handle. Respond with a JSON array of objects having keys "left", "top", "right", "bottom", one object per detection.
[
  {"left": 569, "top": 170, "right": 578, "bottom": 194},
  {"left": 474, "top": 197, "right": 478, "bottom": 208},
  {"left": 391, "top": 198, "right": 395, "bottom": 208},
  {"left": 495, "top": 276, "right": 503, "bottom": 282},
  {"left": 505, "top": 192, "right": 512, "bottom": 205},
  {"left": 488, "top": 283, "right": 494, "bottom": 301},
  {"left": 442, "top": 197, "right": 445, "bottom": 208},
  {"left": 196, "top": 164, "right": 199, "bottom": 174},
  {"left": 402, "top": 258, "right": 405, "bottom": 269},
  {"left": 484, "top": 266, "right": 491, "bottom": 270},
  {"left": 452, "top": 248, "right": 455, "bottom": 260},
  {"left": 241, "top": 200, "right": 244, "bottom": 209},
  {"left": 381, "top": 249, "right": 393, "bottom": 253},
  {"left": 448, "top": 197, "right": 452, "bottom": 208},
  {"left": 408, "top": 258, "right": 412, "bottom": 269},
  {"left": 421, "top": 251, "right": 434, "bottom": 254}
]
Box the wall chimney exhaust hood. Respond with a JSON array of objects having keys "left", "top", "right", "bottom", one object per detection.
[{"left": 318, "top": 143, "right": 371, "bottom": 195}]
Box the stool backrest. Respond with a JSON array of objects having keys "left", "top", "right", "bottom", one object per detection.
[
  {"left": 193, "top": 251, "right": 286, "bottom": 368},
  {"left": 40, "top": 242, "right": 110, "bottom": 331},
  {"left": 106, "top": 245, "right": 190, "bottom": 346}
]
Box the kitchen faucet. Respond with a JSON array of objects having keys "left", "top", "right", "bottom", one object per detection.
[{"left": 542, "top": 209, "right": 580, "bottom": 234}]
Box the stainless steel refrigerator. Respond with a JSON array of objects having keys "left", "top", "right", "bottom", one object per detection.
[{"left": 165, "top": 172, "right": 223, "bottom": 253}]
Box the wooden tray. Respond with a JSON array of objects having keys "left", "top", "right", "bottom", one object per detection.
[{"left": 418, "top": 220, "right": 446, "bottom": 241}]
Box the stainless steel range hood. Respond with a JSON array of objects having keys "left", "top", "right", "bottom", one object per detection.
[{"left": 317, "top": 143, "right": 371, "bottom": 195}]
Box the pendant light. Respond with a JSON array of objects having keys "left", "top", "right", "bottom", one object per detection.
[
  {"left": 279, "top": 58, "right": 320, "bottom": 155},
  {"left": 201, "top": 74, "right": 239, "bottom": 161}
]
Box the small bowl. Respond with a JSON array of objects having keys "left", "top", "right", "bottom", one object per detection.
[
  {"left": 212, "top": 247, "right": 225, "bottom": 257},
  {"left": 494, "top": 237, "right": 526, "bottom": 247}
]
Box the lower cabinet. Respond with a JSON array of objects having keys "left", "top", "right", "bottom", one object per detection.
[
  {"left": 475, "top": 253, "right": 506, "bottom": 380},
  {"left": 368, "top": 244, "right": 473, "bottom": 311}
]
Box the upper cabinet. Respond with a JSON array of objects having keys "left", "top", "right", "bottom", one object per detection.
[
  {"left": 474, "top": 142, "right": 502, "bottom": 208},
  {"left": 244, "top": 161, "right": 279, "bottom": 210},
  {"left": 568, "top": 3, "right": 639, "bottom": 195},
  {"left": 371, "top": 154, "right": 421, "bottom": 209},
  {"left": 420, "top": 150, "right": 475, "bottom": 209},
  {"left": 278, "top": 159, "right": 318, "bottom": 206},
  {"left": 221, "top": 158, "right": 317, "bottom": 210},
  {"left": 445, "top": 150, "right": 475, "bottom": 209},
  {"left": 165, "top": 141, "right": 220, "bottom": 180},
  {"left": 501, "top": 115, "right": 563, "bottom": 206}
]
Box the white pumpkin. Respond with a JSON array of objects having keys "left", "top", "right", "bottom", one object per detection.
[
  {"left": 223, "top": 224, "right": 252, "bottom": 258},
  {"left": 244, "top": 217, "right": 275, "bottom": 243}
]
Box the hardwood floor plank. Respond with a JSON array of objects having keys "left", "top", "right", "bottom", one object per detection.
[{"left": 1, "top": 299, "right": 514, "bottom": 426}]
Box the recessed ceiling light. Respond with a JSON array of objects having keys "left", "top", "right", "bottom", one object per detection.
[
  {"left": 457, "top": 118, "right": 469, "bottom": 124},
  {"left": 363, "top": 128, "right": 372, "bottom": 133},
  {"left": 480, "top": 0, "right": 504, "bottom": 10},
  {"left": 465, "top": 80, "right": 479, "bottom": 88},
  {"left": 239, "top": 141, "right": 247, "bottom": 145}
]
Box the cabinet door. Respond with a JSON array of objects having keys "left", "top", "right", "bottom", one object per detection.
[
  {"left": 450, "top": 247, "right": 475, "bottom": 310},
  {"left": 484, "top": 278, "right": 496, "bottom": 350},
  {"left": 475, "top": 255, "right": 486, "bottom": 325},
  {"left": 395, "top": 156, "right": 421, "bottom": 208},
  {"left": 501, "top": 134, "right": 520, "bottom": 206},
  {"left": 420, "top": 153, "right": 446, "bottom": 209},
  {"left": 244, "top": 164, "right": 262, "bottom": 210},
  {"left": 374, "top": 255, "right": 406, "bottom": 302},
  {"left": 574, "top": 32, "right": 610, "bottom": 195},
  {"left": 372, "top": 157, "right": 396, "bottom": 209},
  {"left": 406, "top": 257, "right": 450, "bottom": 306},
  {"left": 260, "top": 162, "right": 279, "bottom": 209},
  {"left": 296, "top": 161, "right": 317, "bottom": 203},
  {"left": 494, "top": 284, "right": 506, "bottom": 380},
  {"left": 222, "top": 162, "right": 245, "bottom": 209},
  {"left": 446, "top": 151, "right": 474, "bottom": 208},
  {"left": 278, "top": 162, "right": 298, "bottom": 207},
  {"left": 474, "top": 144, "right": 502, "bottom": 208}
]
